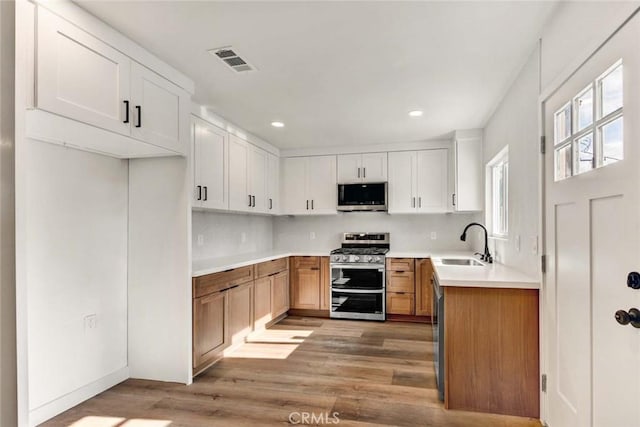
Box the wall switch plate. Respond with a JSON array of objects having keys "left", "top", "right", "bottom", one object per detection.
[
  {"left": 515, "top": 235, "right": 521, "bottom": 252},
  {"left": 240, "top": 232, "right": 247, "bottom": 244},
  {"left": 196, "top": 234, "right": 204, "bottom": 247},
  {"left": 310, "top": 232, "right": 316, "bottom": 240},
  {"left": 430, "top": 232, "right": 437, "bottom": 240},
  {"left": 84, "top": 314, "right": 97, "bottom": 331}
]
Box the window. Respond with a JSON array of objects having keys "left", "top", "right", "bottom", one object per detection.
[
  {"left": 488, "top": 147, "right": 509, "bottom": 238},
  {"left": 553, "top": 60, "right": 623, "bottom": 181}
]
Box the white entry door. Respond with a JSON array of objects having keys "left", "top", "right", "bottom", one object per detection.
[{"left": 544, "top": 14, "right": 640, "bottom": 427}]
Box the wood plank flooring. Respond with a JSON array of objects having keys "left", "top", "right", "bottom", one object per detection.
[{"left": 43, "top": 317, "right": 542, "bottom": 427}]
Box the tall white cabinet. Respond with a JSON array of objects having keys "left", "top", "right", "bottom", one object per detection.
[
  {"left": 192, "top": 119, "right": 228, "bottom": 210},
  {"left": 281, "top": 156, "right": 337, "bottom": 215},
  {"left": 388, "top": 149, "right": 449, "bottom": 213},
  {"left": 453, "top": 134, "right": 483, "bottom": 211}
]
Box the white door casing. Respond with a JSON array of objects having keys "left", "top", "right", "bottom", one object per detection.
[{"left": 543, "top": 14, "right": 640, "bottom": 427}]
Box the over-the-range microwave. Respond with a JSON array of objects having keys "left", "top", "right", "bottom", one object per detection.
[{"left": 337, "top": 182, "right": 388, "bottom": 212}]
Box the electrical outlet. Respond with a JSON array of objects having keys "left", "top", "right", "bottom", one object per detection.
[
  {"left": 196, "top": 234, "right": 204, "bottom": 247},
  {"left": 310, "top": 232, "right": 316, "bottom": 240},
  {"left": 84, "top": 314, "right": 97, "bottom": 332},
  {"left": 241, "top": 232, "right": 247, "bottom": 243},
  {"left": 515, "top": 235, "right": 521, "bottom": 252},
  {"left": 430, "top": 231, "right": 437, "bottom": 240}
]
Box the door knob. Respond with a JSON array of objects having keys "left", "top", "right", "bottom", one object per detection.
[
  {"left": 627, "top": 272, "right": 640, "bottom": 289},
  {"left": 615, "top": 308, "right": 640, "bottom": 328}
]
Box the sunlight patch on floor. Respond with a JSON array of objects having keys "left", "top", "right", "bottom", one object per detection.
[
  {"left": 225, "top": 329, "right": 314, "bottom": 359},
  {"left": 68, "top": 417, "right": 172, "bottom": 427}
]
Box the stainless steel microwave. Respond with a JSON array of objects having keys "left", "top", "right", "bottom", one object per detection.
[{"left": 337, "top": 182, "right": 388, "bottom": 212}]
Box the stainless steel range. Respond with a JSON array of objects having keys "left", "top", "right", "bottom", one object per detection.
[{"left": 329, "top": 232, "right": 389, "bottom": 321}]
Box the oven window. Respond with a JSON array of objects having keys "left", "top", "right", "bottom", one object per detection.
[
  {"left": 338, "top": 183, "right": 386, "bottom": 206},
  {"left": 331, "top": 267, "right": 383, "bottom": 290},
  {"left": 331, "top": 291, "right": 383, "bottom": 314}
]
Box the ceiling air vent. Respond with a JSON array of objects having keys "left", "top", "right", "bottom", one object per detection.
[{"left": 209, "top": 47, "right": 256, "bottom": 73}]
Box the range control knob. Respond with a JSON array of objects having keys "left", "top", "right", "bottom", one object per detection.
[
  {"left": 340, "top": 255, "right": 347, "bottom": 262},
  {"left": 365, "top": 256, "right": 373, "bottom": 263},
  {"left": 352, "top": 256, "right": 360, "bottom": 262}
]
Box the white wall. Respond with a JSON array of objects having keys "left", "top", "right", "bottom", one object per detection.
[
  {"left": 0, "top": 1, "right": 16, "bottom": 425},
  {"left": 192, "top": 211, "right": 274, "bottom": 261},
  {"left": 273, "top": 213, "right": 476, "bottom": 253},
  {"left": 482, "top": 48, "right": 540, "bottom": 277},
  {"left": 25, "top": 141, "right": 128, "bottom": 424}
]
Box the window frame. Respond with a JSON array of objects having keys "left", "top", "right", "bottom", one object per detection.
[{"left": 486, "top": 146, "right": 509, "bottom": 239}]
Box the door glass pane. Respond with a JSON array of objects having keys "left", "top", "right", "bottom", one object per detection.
[
  {"left": 574, "top": 133, "right": 594, "bottom": 174},
  {"left": 601, "top": 117, "right": 623, "bottom": 166},
  {"left": 575, "top": 88, "right": 593, "bottom": 131},
  {"left": 554, "top": 104, "right": 571, "bottom": 144},
  {"left": 331, "top": 267, "right": 383, "bottom": 290},
  {"left": 600, "top": 64, "right": 623, "bottom": 117},
  {"left": 331, "top": 292, "right": 383, "bottom": 314},
  {"left": 555, "top": 144, "right": 572, "bottom": 181}
]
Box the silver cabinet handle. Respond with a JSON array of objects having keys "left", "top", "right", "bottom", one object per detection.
[
  {"left": 411, "top": 197, "right": 415, "bottom": 208},
  {"left": 418, "top": 197, "right": 421, "bottom": 208},
  {"left": 269, "top": 198, "right": 273, "bottom": 210},
  {"left": 357, "top": 167, "right": 360, "bottom": 178},
  {"left": 306, "top": 200, "right": 309, "bottom": 210},
  {"left": 452, "top": 193, "right": 456, "bottom": 206},
  {"left": 311, "top": 200, "right": 314, "bottom": 210},
  {"left": 363, "top": 168, "right": 366, "bottom": 178}
]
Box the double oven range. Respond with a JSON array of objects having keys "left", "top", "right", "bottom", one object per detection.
[{"left": 329, "top": 233, "right": 389, "bottom": 321}]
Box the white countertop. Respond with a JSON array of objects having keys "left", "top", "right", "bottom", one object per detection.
[
  {"left": 193, "top": 250, "right": 540, "bottom": 290},
  {"left": 192, "top": 250, "right": 328, "bottom": 277},
  {"left": 430, "top": 253, "right": 540, "bottom": 289}
]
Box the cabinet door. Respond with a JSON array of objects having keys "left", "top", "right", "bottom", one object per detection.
[
  {"left": 291, "top": 267, "right": 320, "bottom": 310},
  {"left": 281, "top": 157, "right": 308, "bottom": 215},
  {"left": 388, "top": 151, "right": 416, "bottom": 213},
  {"left": 193, "top": 291, "right": 228, "bottom": 371},
  {"left": 361, "top": 153, "right": 388, "bottom": 183},
  {"left": 194, "top": 120, "right": 228, "bottom": 210},
  {"left": 254, "top": 277, "right": 272, "bottom": 331},
  {"left": 416, "top": 149, "right": 449, "bottom": 213},
  {"left": 386, "top": 292, "right": 415, "bottom": 315},
  {"left": 337, "top": 154, "right": 362, "bottom": 183},
  {"left": 306, "top": 156, "right": 337, "bottom": 214},
  {"left": 228, "top": 283, "right": 252, "bottom": 346},
  {"left": 130, "top": 62, "right": 190, "bottom": 154},
  {"left": 271, "top": 271, "right": 289, "bottom": 318},
  {"left": 248, "top": 145, "right": 268, "bottom": 213},
  {"left": 228, "top": 135, "right": 250, "bottom": 212},
  {"left": 415, "top": 259, "right": 434, "bottom": 316},
  {"left": 319, "top": 257, "right": 331, "bottom": 311},
  {"left": 266, "top": 153, "right": 279, "bottom": 214},
  {"left": 454, "top": 138, "right": 483, "bottom": 211},
  {"left": 36, "top": 7, "right": 131, "bottom": 136}
]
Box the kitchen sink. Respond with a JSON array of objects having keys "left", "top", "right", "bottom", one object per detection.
[{"left": 439, "top": 258, "right": 484, "bottom": 266}]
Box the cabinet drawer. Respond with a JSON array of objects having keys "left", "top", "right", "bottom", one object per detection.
[
  {"left": 193, "top": 265, "right": 254, "bottom": 298},
  {"left": 293, "top": 256, "right": 320, "bottom": 270},
  {"left": 387, "top": 271, "right": 415, "bottom": 293},
  {"left": 386, "top": 292, "right": 415, "bottom": 315},
  {"left": 386, "top": 258, "right": 415, "bottom": 272},
  {"left": 255, "top": 257, "right": 289, "bottom": 278}
]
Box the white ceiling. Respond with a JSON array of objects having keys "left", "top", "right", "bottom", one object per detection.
[{"left": 77, "top": 1, "right": 558, "bottom": 149}]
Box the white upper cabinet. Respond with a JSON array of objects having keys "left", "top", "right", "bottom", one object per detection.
[
  {"left": 130, "top": 62, "right": 190, "bottom": 154},
  {"left": 337, "top": 153, "right": 387, "bottom": 183},
  {"left": 266, "top": 154, "right": 280, "bottom": 214},
  {"left": 31, "top": 5, "right": 192, "bottom": 158},
  {"left": 36, "top": 7, "right": 131, "bottom": 136},
  {"left": 453, "top": 135, "right": 483, "bottom": 211},
  {"left": 281, "top": 156, "right": 337, "bottom": 215},
  {"left": 388, "top": 149, "right": 449, "bottom": 213},
  {"left": 248, "top": 145, "right": 268, "bottom": 213},
  {"left": 193, "top": 119, "right": 228, "bottom": 210},
  {"left": 228, "top": 135, "right": 250, "bottom": 212}
]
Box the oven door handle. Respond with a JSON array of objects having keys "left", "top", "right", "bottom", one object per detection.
[
  {"left": 331, "top": 264, "right": 385, "bottom": 271},
  {"left": 331, "top": 288, "right": 385, "bottom": 294}
]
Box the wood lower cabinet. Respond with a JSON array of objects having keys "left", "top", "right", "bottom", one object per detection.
[
  {"left": 193, "top": 290, "right": 228, "bottom": 373},
  {"left": 289, "top": 256, "right": 330, "bottom": 315},
  {"left": 254, "top": 277, "right": 272, "bottom": 330},
  {"left": 415, "top": 258, "right": 434, "bottom": 316},
  {"left": 444, "top": 286, "right": 539, "bottom": 418},
  {"left": 386, "top": 292, "right": 414, "bottom": 315},
  {"left": 386, "top": 258, "right": 416, "bottom": 315},
  {"left": 271, "top": 271, "right": 290, "bottom": 318},
  {"left": 227, "top": 283, "right": 253, "bottom": 346}
]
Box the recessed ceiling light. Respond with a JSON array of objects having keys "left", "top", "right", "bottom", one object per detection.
[
  {"left": 408, "top": 110, "right": 423, "bottom": 117},
  {"left": 271, "top": 121, "right": 285, "bottom": 128}
]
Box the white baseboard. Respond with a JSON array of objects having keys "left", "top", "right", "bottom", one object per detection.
[{"left": 29, "top": 366, "right": 129, "bottom": 426}]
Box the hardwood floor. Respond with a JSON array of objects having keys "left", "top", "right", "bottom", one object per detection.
[{"left": 43, "top": 317, "right": 542, "bottom": 427}]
